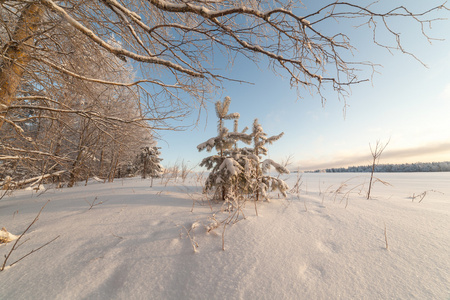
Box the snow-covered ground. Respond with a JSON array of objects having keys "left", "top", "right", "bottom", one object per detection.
[{"left": 1, "top": 173, "right": 449, "bottom": 299}]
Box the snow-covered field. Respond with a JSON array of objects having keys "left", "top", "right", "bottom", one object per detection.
[{"left": 1, "top": 172, "right": 449, "bottom": 299}]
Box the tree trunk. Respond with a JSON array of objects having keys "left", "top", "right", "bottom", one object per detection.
[
  {"left": 142, "top": 158, "right": 147, "bottom": 179},
  {"left": 255, "top": 145, "right": 260, "bottom": 202},
  {"left": 99, "top": 149, "right": 104, "bottom": 177},
  {"left": 68, "top": 147, "right": 84, "bottom": 188},
  {"left": 0, "top": 3, "right": 44, "bottom": 129},
  {"left": 108, "top": 158, "right": 119, "bottom": 182}
]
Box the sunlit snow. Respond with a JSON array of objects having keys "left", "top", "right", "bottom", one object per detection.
[{"left": 1, "top": 173, "right": 449, "bottom": 299}]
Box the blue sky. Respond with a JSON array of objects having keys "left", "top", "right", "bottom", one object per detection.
[{"left": 157, "top": 1, "right": 450, "bottom": 171}]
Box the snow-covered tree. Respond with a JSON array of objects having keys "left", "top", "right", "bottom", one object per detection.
[
  {"left": 2, "top": 1, "right": 447, "bottom": 132},
  {"left": 0, "top": 19, "right": 155, "bottom": 188},
  {"left": 198, "top": 98, "right": 289, "bottom": 202},
  {"left": 137, "top": 146, "right": 164, "bottom": 186},
  {"left": 197, "top": 97, "right": 251, "bottom": 200},
  {"left": 243, "top": 119, "right": 290, "bottom": 201}
]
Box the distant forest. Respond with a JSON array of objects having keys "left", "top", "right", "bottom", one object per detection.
[{"left": 309, "top": 161, "right": 450, "bottom": 173}]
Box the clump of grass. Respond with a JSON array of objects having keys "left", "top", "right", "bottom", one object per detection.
[
  {"left": 180, "top": 160, "right": 195, "bottom": 182},
  {"left": 289, "top": 171, "right": 303, "bottom": 194}
]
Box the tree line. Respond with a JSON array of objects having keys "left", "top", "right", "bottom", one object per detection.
[{"left": 315, "top": 161, "right": 450, "bottom": 173}]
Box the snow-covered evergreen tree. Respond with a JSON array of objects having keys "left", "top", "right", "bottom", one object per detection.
[
  {"left": 244, "top": 119, "right": 290, "bottom": 201},
  {"left": 198, "top": 98, "right": 289, "bottom": 202},
  {"left": 197, "top": 97, "right": 251, "bottom": 200},
  {"left": 137, "top": 146, "right": 164, "bottom": 186}
]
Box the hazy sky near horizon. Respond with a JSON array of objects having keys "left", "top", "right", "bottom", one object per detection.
[{"left": 157, "top": 1, "right": 450, "bottom": 171}]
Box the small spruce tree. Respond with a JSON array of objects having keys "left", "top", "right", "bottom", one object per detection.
[
  {"left": 137, "top": 146, "right": 164, "bottom": 186},
  {"left": 197, "top": 97, "right": 251, "bottom": 200},
  {"left": 246, "top": 119, "right": 290, "bottom": 201},
  {"left": 198, "top": 97, "right": 289, "bottom": 202}
]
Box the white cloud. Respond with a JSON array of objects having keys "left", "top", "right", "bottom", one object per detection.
[{"left": 296, "top": 140, "right": 450, "bottom": 171}]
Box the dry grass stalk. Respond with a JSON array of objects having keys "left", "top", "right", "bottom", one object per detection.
[
  {"left": 384, "top": 222, "right": 389, "bottom": 251},
  {"left": 0, "top": 190, "right": 8, "bottom": 201},
  {"left": 85, "top": 196, "right": 105, "bottom": 210},
  {"left": 220, "top": 197, "right": 249, "bottom": 250},
  {"left": 339, "top": 183, "right": 365, "bottom": 209},
  {"left": 318, "top": 180, "right": 322, "bottom": 196},
  {"left": 332, "top": 183, "right": 348, "bottom": 202},
  {"left": 411, "top": 190, "right": 443, "bottom": 203},
  {"left": 8, "top": 235, "right": 60, "bottom": 268},
  {"left": 184, "top": 186, "right": 212, "bottom": 213},
  {"left": 194, "top": 171, "right": 206, "bottom": 189},
  {"left": 0, "top": 180, "right": 14, "bottom": 200},
  {"left": 204, "top": 196, "right": 248, "bottom": 251},
  {"left": 373, "top": 177, "right": 392, "bottom": 187},
  {"left": 180, "top": 160, "right": 195, "bottom": 183},
  {"left": 160, "top": 167, "right": 177, "bottom": 187},
  {"left": 289, "top": 172, "right": 303, "bottom": 194},
  {"left": 190, "top": 171, "right": 212, "bottom": 212},
  {"left": 163, "top": 173, "right": 172, "bottom": 186},
  {"left": 367, "top": 139, "right": 389, "bottom": 199},
  {"left": 322, "top": 185, "right": 334, "bottom": 204},
  {"left": 183, "top": 193, "right": 249, "bottom": 252},
  {"left": 205, "top": 215, "right": 220, "bottom": 233},
  {"left": 171, "top": 165, "right": 180, "bottom": 182},
  {"left": 177, "top": 222, "right": 199, "bottom": 253},
  {"left": 222, "top": 222, "right": 228, "bottom": 251},
  {"left": 322, "top": 176, "right": 369, "bottom": 208}
]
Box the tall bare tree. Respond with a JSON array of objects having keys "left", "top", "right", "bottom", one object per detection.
[
  {"left": 1, "top": 19, "right": 153, "bottom": 186},
  {"left": 0, "top": 3, "right": 44, "bottom": 128},
  {"left": 2, "top": 1, "right": 449, "bottom": 121}
]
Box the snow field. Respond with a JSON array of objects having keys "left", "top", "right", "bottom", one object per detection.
[{"left": 0, "top": 173, "right": 449, "bottom": 299}]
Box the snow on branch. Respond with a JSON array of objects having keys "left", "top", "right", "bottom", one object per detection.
[
  {"left": 218, "top": 157, "right": 243, "bottom": 177},
  {"left": 37, "top": 58, "right": 183, "bottom": 89},
  {"left": 223, "top": 112, "right": 240, "bottom": 120},
  {"left": 266, "top": 132, "right": 284, "bottom": 145},
  {"left": 30, "top": 0, "right": 450, "bottom": 107},
  {"left": 197, "top": 137, "right": 217, "bottom": 152},
  {"left": 40, "top": 0, "right": 204, "bottom": 78},
  {"left": 262, "top": 159, "right": 290, "bottom": 175}
]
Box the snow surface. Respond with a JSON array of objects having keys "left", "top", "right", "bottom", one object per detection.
[{"left": 1, "top": 173, "right": 449, "bottom": 299}]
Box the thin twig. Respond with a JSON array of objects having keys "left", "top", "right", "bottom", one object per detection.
[
  {"left": 9, "top": 235, "right": 60, "bottom": 268},
  {"left": 1, "top": 200, "right": 51, "bottom": 271},
  {"left": 85, "top": 196, "right": 106, "bottom": 210}
]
